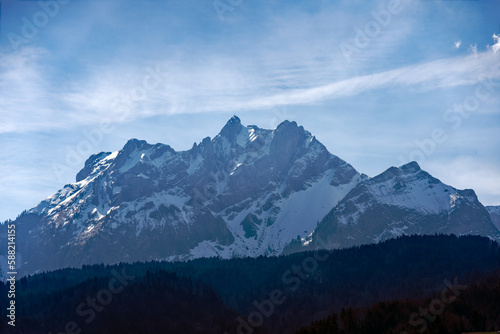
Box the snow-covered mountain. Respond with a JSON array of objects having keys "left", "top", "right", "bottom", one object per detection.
[
  {"left": 2, "top": 116, "right": 360, "bottom": 276},
  {"left": 304, "top": 162, "right": 500, "bottom": 250},
  {"left": 1, "top": 116, "right": 498, "bottom": 278},
  {"left": 486, "top": 206, "right": 500, "bottom": 231}
]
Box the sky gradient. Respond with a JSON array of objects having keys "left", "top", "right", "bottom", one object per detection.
[{"left": 0, "top": 0, "right": 499, "bottom": 222}]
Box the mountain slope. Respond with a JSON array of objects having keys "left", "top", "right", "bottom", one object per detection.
[
  {"left": 486, "top": 206, "right": 500, "bottom": 231},
  {"left": 2, "top": 116, "right": 360, "bottom": 276},
  {"left": 306, "top": 161, "right": 500, "bottom": 250}
]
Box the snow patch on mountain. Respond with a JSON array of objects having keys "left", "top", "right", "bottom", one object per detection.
[
  {"left": 261, "top": 171, "right": 361, "bottom": 253},
  {"left": 359, "top": 162, "right": 475, "bottom": 215}
]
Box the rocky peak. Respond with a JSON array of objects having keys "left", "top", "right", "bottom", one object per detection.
[
  {"left": 123, "top": 138, "right": 150, "bottom": 153},
  {"left": 274, "top": 120, "right": 305, "bottom": 137},
  {"left": 400, "top": 161, "right": 421, "bottom": 174},
  {"left": 368, "top": 161, "right": 424, "bottom": 186},
  {"left": 219, "top": 115, "right": 243, "bottom": 141},
  {"left": 270, "top": 120, "right": 309, "bottom": 159}
]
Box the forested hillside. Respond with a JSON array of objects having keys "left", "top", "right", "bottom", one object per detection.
[
  {"left": 1, "top": 235, "right": 499, "bottom": 333},
  {"left": 296, "top": 273, "right": 500, "bottom": 333}
]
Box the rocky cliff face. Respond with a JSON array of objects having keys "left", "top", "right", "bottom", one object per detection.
[{"left": 486, "top": 206, "right": 500, "bottom": 231}]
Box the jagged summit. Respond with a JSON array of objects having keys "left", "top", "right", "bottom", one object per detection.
[
  {"left": 228, "top": 115, "right": 241, "bottom": 123},
  {"left": 219, "top": 115, "right": 243, "bottom": 140},
  {"left": 400, "top": 161, "right": 421, "bottom": 173},
  {"left": 123, "top": 138, "right": 150, "bottom": 152}
]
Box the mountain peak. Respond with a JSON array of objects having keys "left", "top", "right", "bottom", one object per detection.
[
  {"left": 400, "top": 161, "right": 421, "bottom": 173},
  {"left": 220, "top": 115, "right": 243, "bottom": 140},
  {"left": 123, "top": 138, "right": 150, "bottom": 153},
  {"left": 276, "top": 120, "right": 299, "bottom": 130},
  {"left": 229, "top": 115, "right": 241, "bottom": 123},
  {"left": 369, "top": 161, "right": 423, "bottom": 186}
]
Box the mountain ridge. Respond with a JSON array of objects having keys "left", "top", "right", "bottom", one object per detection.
[
  {"left": 302, "top": 160, "right": 500, "bottom": 251},
  {"left": 1, "top": 116, "right": 498, "bottom": 277},
  {"left": 1, "top": 116, "right": 360, "bottom": 276}
]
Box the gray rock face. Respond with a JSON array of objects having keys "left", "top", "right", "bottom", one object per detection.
[
  {"left": 306, "top": 162, "right": 500, "bottom": 250},
  {"left": 486, "top": 206, "right": 500, "bottom": 231},
  {"left": 2, "top": 117, "right": 359, "bottom": 276}
]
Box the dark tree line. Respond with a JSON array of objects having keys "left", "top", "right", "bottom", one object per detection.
[
  {"left": 1, "top": 234, "right": 499, "bottom": 333},
  {"left": 296, "top": 271, "right": 500, "bottom": 333}
]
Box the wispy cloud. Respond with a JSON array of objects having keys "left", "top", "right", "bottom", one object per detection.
[
  {"left": 241, "top": 50, "right": 500, "bottom": 110},
  {"left": 2, "top": 40, "right": 499, "bottom": 135},
  {"left": 0, "top": 48, "right": 55, "bottom": 133}
]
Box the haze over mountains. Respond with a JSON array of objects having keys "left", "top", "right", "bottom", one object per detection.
[{"left": 1, "top": 117, "right": 499, "bottom": 277}]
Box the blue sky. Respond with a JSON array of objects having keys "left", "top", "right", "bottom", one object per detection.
[{"left": 0, "top": 0, "right": 499, "bottom": 222}]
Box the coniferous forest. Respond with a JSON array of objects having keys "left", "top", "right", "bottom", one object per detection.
[{"left": 1, "top": 234, "right": 500, "bottom": 333}]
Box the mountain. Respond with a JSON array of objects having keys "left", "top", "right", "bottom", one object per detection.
[
  {"left": 305, "top": 161, "right": 500, "bottom": 250},
  {"left": 1, "top": 116, "right": 360, "bottom": 276},
  {"left": 486, "top": 206, "right": 500, "bottom": 231},
  {"left": 1, "top": 116, "right": 498, "bottom": 278}
]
